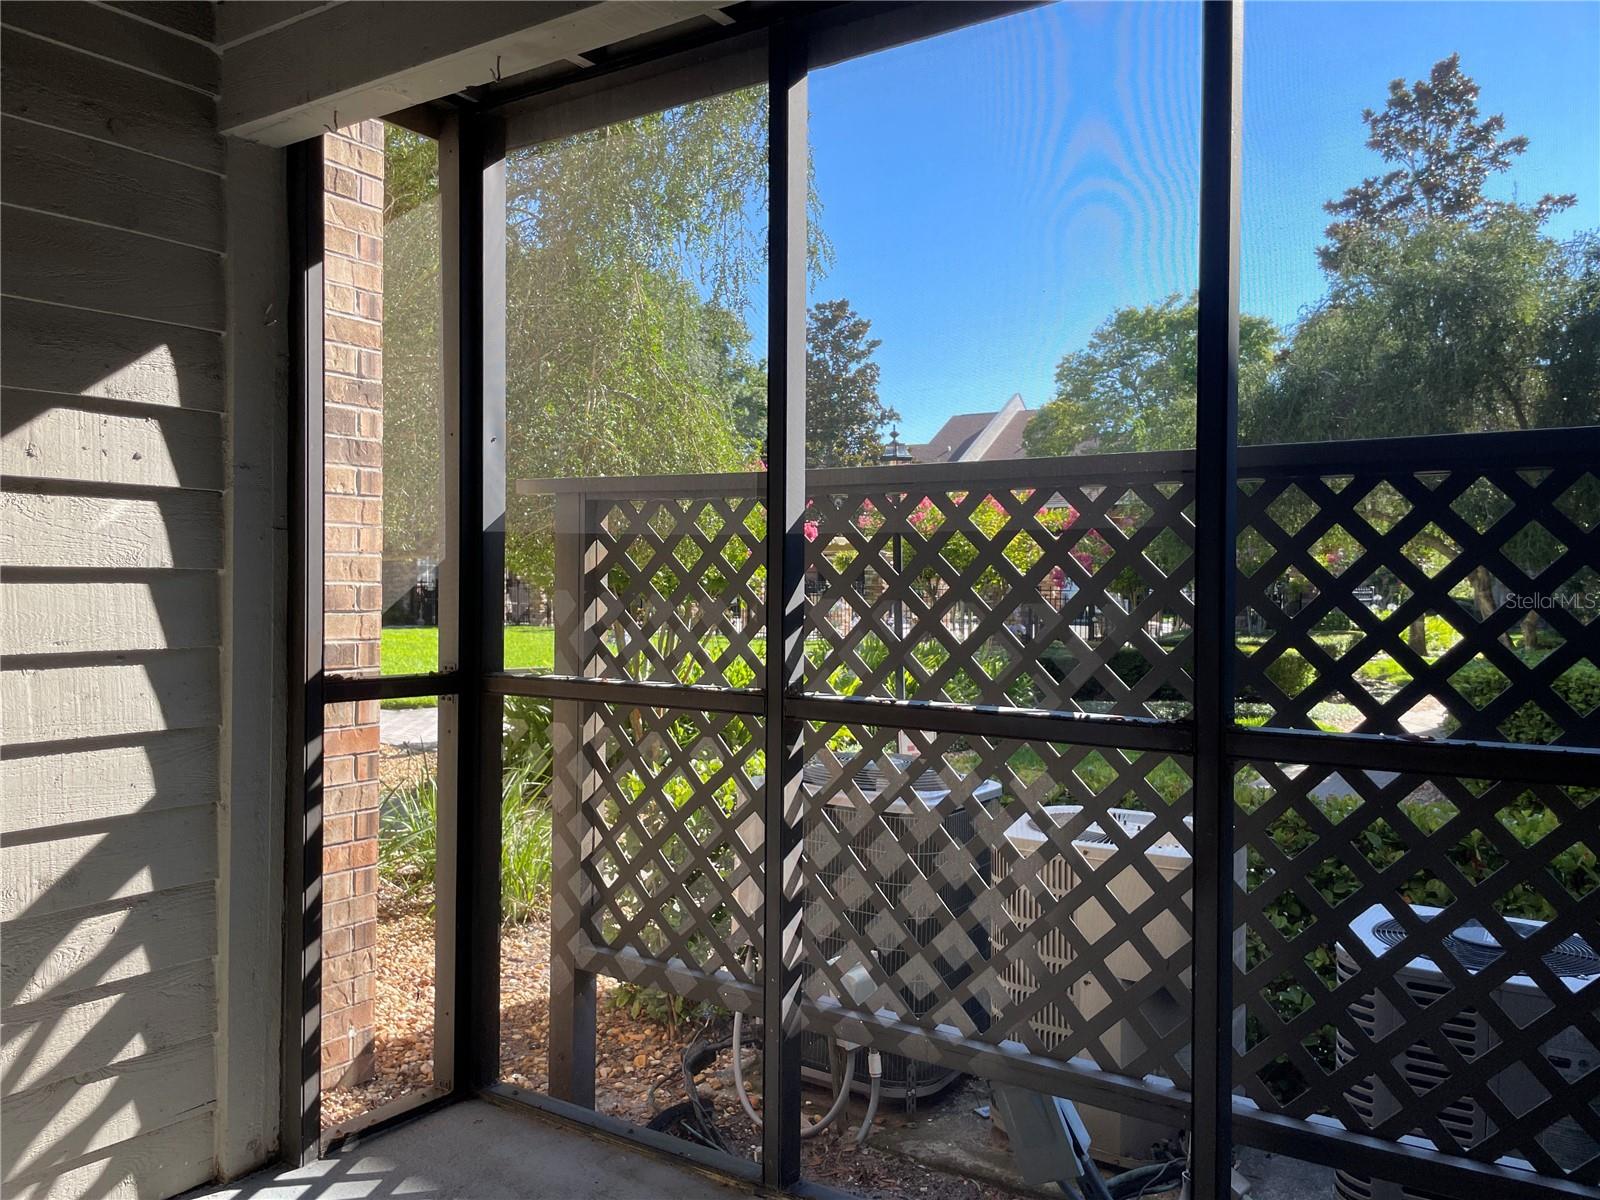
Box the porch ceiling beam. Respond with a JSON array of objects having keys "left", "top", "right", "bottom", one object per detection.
[{"left": 219, "top": 1, "right": 735, "bottom": 145}]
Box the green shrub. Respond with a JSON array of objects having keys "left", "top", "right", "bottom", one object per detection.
[
  {"left": 1236, "top": 646, "right": 1316, "bottom": 700},
  {"left": 378, "top": 700, "right": 555, "bottom": 923},
  {"left": 378, "top": 773, "right": 440, "bottom": 904},
  {"left": 1446, "top": 656, "right": 1600, "bottom": 743}
]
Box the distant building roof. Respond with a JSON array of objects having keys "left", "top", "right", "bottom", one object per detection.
[{"left": 907, "top": 393, "right": 1036, "bottom": 464}]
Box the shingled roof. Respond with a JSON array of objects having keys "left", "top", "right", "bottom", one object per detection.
[{"left": 907, "top": 393, "right": 1036, "bottom": 463}]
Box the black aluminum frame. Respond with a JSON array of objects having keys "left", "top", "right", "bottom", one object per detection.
[{"left": 284, "top": 2, "right": 1600, "bottom": 1195}]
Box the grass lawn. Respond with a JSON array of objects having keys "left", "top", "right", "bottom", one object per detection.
[{"left": 380, "top": 626, "right": 554, "bottom": 708}]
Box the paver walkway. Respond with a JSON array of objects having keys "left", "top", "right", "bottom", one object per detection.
[{"left": 380, "top": 705, "right": 438, "bottom": 750}]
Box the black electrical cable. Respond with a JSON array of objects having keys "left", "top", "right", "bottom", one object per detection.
[
  {"left": 1106, "top": 1158, "right": 1186, "bottom": 1199},
  {"left": 645, "top": 1018, "right": 765, "bottom": 1153}
]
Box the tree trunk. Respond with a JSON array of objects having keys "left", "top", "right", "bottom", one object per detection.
[
  {"left": 1468, "top": 565, "right": 1515, "bottom": 650},
  {"left": 1471, "top": 566, "right": 1498, "bottom": 622},
  {"left": 1409, "top": 614, "right": 1429, "bottom": 656},
  {"left": 1521, "top": 609, "right": 1543, "bottom": 652}
]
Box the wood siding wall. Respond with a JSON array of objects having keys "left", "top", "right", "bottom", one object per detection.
[{"left": 2, "top": 3, "right": 228, "bottom": 1195}]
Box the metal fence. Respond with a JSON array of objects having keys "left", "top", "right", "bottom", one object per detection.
[{"left": 518, "top": 427, "right": 1599, "bottom": 1195}]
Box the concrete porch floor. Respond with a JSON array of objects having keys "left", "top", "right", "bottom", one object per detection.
[{"left": 192, "top": 1100, "right": 756, "bottom": 1200}]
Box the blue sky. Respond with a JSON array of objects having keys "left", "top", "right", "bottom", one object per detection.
[{"left": 802, "top": 1, "right": 1600, "bottom": 443}]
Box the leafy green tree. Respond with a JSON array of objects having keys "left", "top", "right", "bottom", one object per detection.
[
  {"left": 805, "top": 298, "right": 899, "bottom": 466},
  {"left": 1319, "top": 52, "right": 1573, "bottom": 274},
  {"left": 1021, "top": 294, "right": 1279, "bottom": 456},
  {"left": 1252, "top": 56, "right": 1596, "bottom": 648},
  {"left": 701, "top": 302, "right": 768, "bottom": 459},
  {"left": 1250, "top": 210, "right": 1578, "bottom": 442},
  {"left": 381, "top": 127, "right": 444, "bottom": 567},
  {"left": 1255, "top": 51, "right": 1590, "bottom": 443},
  {"left": 505, "top": 90, "right": 770, "bottom": 584},
  {"left": 1547, "top": 233, "right": 1600, "bottom": 417}
]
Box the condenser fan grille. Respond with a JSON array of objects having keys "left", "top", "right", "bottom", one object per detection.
[
  {"left": 802, "top": 754, "right": 947, "bottom": 797},
  {"left": 1371, "top": 917, "right": 1599, "bottom": 979}
]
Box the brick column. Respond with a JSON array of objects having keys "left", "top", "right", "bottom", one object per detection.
[{"left": 321, "top": 119, "right": 384, "bottom": 1091}]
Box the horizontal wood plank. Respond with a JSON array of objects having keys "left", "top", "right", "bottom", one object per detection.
[
  {"left": 1, "top": 391, "right": 224, "bottom": 491},
  {"left": 1, "top": 491, "right": 223, "bottom": 570},
  {"left": 1, "top": 730, "right": 219, "bottom": 836},
  {"left": 0, "top": 804, "right": 218, "bottom": 923},
  {"left": 2, "top": 576, "right": 220, "bottom": 657},
  {"left": 5, "top": 1110, "right": 213, "bottom": 1200},
  {"left": 1, "top": 651, "right": 221, "bottom": 745},
  {"left": 1, "top": 208, "right": 224, "bottom": 331},
  {"left": 1, "top": 960, "right": 214, "bottom": 1092},
  {"left": 1, "top": 117, "right": 224, "bottom": 251},
  {"left": 2, "top": 882, "right": 216, "bottom": 1007},
  {"left": 217, "top": 0, "right": 332, "bottom": 47},
  {"left": 2, "top": 31, "right": 221, "bottom": 171},
  {"left": 106, "top": 1, "right": 216, "bottom": 42},
  {"left": 1, "top": 3, "right": 219, "bottom": 94},
  {"left": 1, "top": 298, "right": 224, "bottom": 411}
]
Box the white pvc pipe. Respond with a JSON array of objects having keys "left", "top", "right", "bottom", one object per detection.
[{"left": 730, "top": 1010, "right": 856, "bottom": 1139}]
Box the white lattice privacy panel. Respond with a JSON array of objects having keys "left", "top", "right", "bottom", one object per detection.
[
  {"left": 796, "top": 722, "right": 1196, "bottom": 1088},
  {"left": 1235, "top": 759, "right": 1600, "bottom": 1183}
]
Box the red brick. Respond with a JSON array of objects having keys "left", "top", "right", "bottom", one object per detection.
[
  {"left": 325, "top": 343, "right": 360, "bottom": 375},
  {"left": 327, "top": 313, "right": 382, "bottom": 350},
  {"left": 326, "top": 194, "right": 381, "bottom": 236},
  {"left": 324, "top": 132, "right": 383, "bottom": 176},
  {"left": 328, "top": 378, "right": 382, "bottom": 408},
  {"left": 325, "top": 162, "right": 360, "bottom": 198},
  {"left": 324, "top": 979, "right": 355, "bottom": 1011},
  {"left": 324, "top": 814, "right": 355, "bottom": 846}
]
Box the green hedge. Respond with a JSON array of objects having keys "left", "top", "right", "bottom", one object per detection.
[
  {"left": 1446, "top": 656, "right": 1600, "bottom": 744},
  {"left": 1237, "top": 646, "right": 1316, "bottom": 701}
]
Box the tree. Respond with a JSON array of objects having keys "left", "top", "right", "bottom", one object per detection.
[
  {"left": 805, "top": 298, "right": 899, "bottom": 466},
  {"left": 1251, "top": 210, "right": 1578, "bottom": 442},
  {"left": 700, "top": 302, "right": 768, "bottom": 459},
  {"left": 1546, "top": 233, "right": 1600, "bottom": 419},
  {"left": 1021, "top": 294, "right": 1279, "bottom": 456},
  {"left": 500, "top": 89, "right": 836, "bottom": 585},
  {"left": 379, "top": 92, "right": 833, "bottom": 590},
  {"left": 1253, "top": 56, "right": 1596, "bottom": 648},
  {"left": 1319, "top": 53, "right": 1574, "bottom": 273},
  {"left": 1256, "top": 55, "right": 1594, "bottom": 443},
  {"left": 381, "top": 127, "right": 444, "bottom": 568}
]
